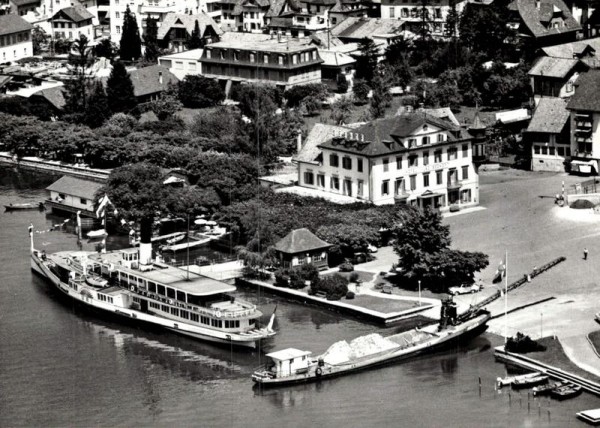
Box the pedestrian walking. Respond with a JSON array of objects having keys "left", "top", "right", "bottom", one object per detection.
[{"left": 584, "top": 248, "right": 589, "bottom": 260}]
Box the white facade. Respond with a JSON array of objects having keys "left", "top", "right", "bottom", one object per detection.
[
  {"left": 48, "top": 190, "right": 96, "bottom": 212},
  {"left": 108, "top": 0, "right": 201, "bottom": 43},
  {"left": 0, "top": 30, "right": 32, "bottom": 62},
  {"left": 158, "top": 48, "right": 203, "bottom": 79},
  {"left": 381, "top": 0, "right": 466, "bottom": 38},
  {"left": 297, "top": 122, "right": 479, "bottom": 210}
]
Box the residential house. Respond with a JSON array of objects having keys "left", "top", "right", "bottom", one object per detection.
[
  {"left": 381, "top": 0, "right": 465, "bottom": 38},
  {"left": 201, "top": 33, "right": 323, "bottom": 91},
  {"left": 50, "top": 5, "right": 94, "bottom": 41},
  {"left": 156, "top": 12, "right": 222, "bottom": 53},
  {"left": 274, "top": 228, "right": 332, "bottom": 270},
  {"left": 29, "top": 85, "right": 66, "bottom": 115},
  {"left": 539, "top": 37, "right": 600, "bottom": 68},
  {"left": 231, "top": 0, "right": 271, "bottom": 32},
  {"left": 158, "top": 49, "right": 204, "bottom": 79},
  {"left": 318, "top": 48, "right": 355, "bottom": 79},
  {"left": 128, "top": 65, "right": 179, "bottom": 102},
  {"left": 9, "top": 0, "right": 41, "bottom": 16},
  {"left": 46, "top": 175, "right": 103, "bottom": 218},
  {"left": 330, "top": 17, "right": 405, "bottom": 47},
  {"left": 107, "top": 0, "right": 199, "bottom": 43},
  {"left": 295, "top": 113, "right": 480, "bottom": 209},
  {"left": 0, "top": 14, "right": 33, "bottom": 63},
  {"left": 528, "top": 56, "right": 588, "bottom": 104},
  {"left": 566, "top": 69, "right": 600, "bottom": 174},
  {"left": 510, "top": 0, "right": 581, "bottom": 48},
  {"left": 327, "top": 0, "right": 370, "bottom": 27},
  {"left": 525, "top": 97, "right": 571, "bottom": 171},
  {"left": 220, "top": 0, "right": 237, "bottom": 30}
]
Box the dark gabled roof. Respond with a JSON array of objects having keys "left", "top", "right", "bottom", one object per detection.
[
  {"left": 156, "top": 12, "right": 223, "bottom": 40},
  {"left": 274, "top": 228, "right": 331, "bottom": 253},
  {"left": 266, "top": 0, "right": 302, "bottom": 17},
  {"left": 30, "top": 86, "right": 66, "bottom": 110},
  {"left": 567, "top": 69, "right": 600, "bottom": 112},
  {"left": 10, "top": 0, "right": 40, "bottom": 7},
  {"left": 541, "top": 37, "right": 600, "bottom": 59},
  {"left": 0, "top": 14, "right": 33, "bottom": 36},
  {"left": 515, "top": 0, "right": 580, "bottom": 39},
  {"left": 128, "top": 65, "right": 179, "bottom": 98},
  {"left": 318, "top": 114, "right": 461, "bottom": 157},
  {"left": 52, "top": 5, "right": 94, "bottom": 23},
  {"left": 46, "top": 176, "right": 103, "bottom": 199},
  {"left": 526, "top": 97, "right": 569, "bottom": 133},
  {"left": 528, "top": 56, "right": 582, "bottom": 78},
  {"left": 233, "top": 0, "right": 271, "bottom": 15}
]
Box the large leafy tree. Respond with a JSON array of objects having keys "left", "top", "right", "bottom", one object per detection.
[
  {"left": 106, "top": 60, "right": 138, "bottom": 115},
  {"left": 391, "top": 209, "right": 489, "bottom": 291},
  {"left": 119, "top": 5, "right": 142, "bottom": 61},
  {"left": 83, "top": 81, "right": 111, "bottom": 128},
  {"left": 178, "top": 75, "right": 224, "bottom": 108},
  {"left": 32, "top": 26, "right": 50, "bottom": 55},
  {"left": 93, "top": 38, "right": 117, "bottom": 60},
  {"left": 354, "top": 37, "right": 379, "bottom": 82},
  {"left": 64, "top": 34, "right": 91, "bottom": 116}
]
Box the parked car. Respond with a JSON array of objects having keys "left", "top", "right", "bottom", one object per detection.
[{"left": 448, "top": 283, "right": 482, "bottom": 295}]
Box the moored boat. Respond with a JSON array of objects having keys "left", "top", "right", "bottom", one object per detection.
[
  {"left": 30, "top": 232, "right": 276, "bottom": 349},
  {"left": 551, "top": 383, "right": 582, "bottom": 400},
  {"left": 5, "top": 202, "right": 44, "bottom": 211},
  {"left": 532, "top": 381, "right": 568, "bottom": 396},
  {"left": 511, "top": 374, "right": 548, "bottom": 389},
  {"left": 252, "top": 298, "right": 490, "bottom": 387},
  {"left": 577, "top": 408, "right": 600, "bottom": 425},
  {"left": 496, "top": 372, "right": 542, "bottom": 388}
]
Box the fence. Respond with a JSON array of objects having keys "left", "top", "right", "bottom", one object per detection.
[
  {"left": 565, "top": 179, "right": 600, "bottom": 195},
  {"left": 459, "top": 256, "right": 566, "bottom": 321}
]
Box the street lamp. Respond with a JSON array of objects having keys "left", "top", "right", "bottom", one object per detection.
[{"left": 418, "top": 280, "right": 421, "bottom": 306}]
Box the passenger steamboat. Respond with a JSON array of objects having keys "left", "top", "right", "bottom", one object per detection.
[{"left": 30, "top": 232, "right": 276, "bottom": 348}]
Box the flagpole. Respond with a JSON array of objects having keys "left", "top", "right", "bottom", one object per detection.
[
  {"left": 504, "top": 249, "right": 508, "bottom": 344},
  {"left": 29, "top": 223, "right": 34, "bottom": 254}
]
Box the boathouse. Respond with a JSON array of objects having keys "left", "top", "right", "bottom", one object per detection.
[
  {"left": 274, "top": 228, "right": 331, "bottom": 270},
  {"left": 45, "top": 175, "right": 103, "bottom": 218}
]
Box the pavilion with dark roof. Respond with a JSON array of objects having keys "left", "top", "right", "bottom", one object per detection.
[{"left": 274, "top": 228, "right": 332, "bottom": 270}]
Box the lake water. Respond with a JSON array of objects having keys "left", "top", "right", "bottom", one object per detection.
[{"left": 0, "top": 167, "right": 598, "bottom": 427}]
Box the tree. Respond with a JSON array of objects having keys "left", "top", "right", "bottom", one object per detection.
[
  {"left": 148, "top": 90, "right": 182, "bottom": 120},
  {"left": 186, "top": 20, "right": 203, "bottom": 50},
  {"left": 369, "top": 75, "right": 391, "bottom": 119},
  {"left": 119, "top": 5, "right": 142, "bottom": 61},
  {"left": 336, "top": 73, "right": 349, "bottom": 93},
  {"left": 384, "top": 36, "right": 410, "bottom": 65},
  {"left": 32, "top": 26, "right": 50, "bottom": 55},
  {"left": 143, "top": 18, "right": 160, "bottom": 62},
  {"left": 316, "top": 223, "right": 379, "bottom": 264},
  {"left": 329, "top": 96, "right": 353, "bottom": 125},
  {"left": 83, "top": 81, "right": 111, "bottom": 128},
  {"left": 178, "top": 75, "right": 224, "bottom": 108},
  {"left": 391, "top": 208, "right": 488, "bottom": 291},
  {"left": 284, "top": 83, "right": 329, "bottom": 108},
  {"left": 63, "top": 35, "right": 91, "bottom": 120},
  {"left": 352, "top": 79, "right": 370, "bottom": 105},
  {"left": 106, "top": 61, "right": 138, "bottom": 115},
  {"left": 94, "top": 38, "right": 117, "bottom": 60},
  {"left": 354, "top": 38, "right": 379, "bottom": 82}
]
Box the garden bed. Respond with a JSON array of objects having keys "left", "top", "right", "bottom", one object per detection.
[{"left": 346, "top": 294, "right": 420, "bottom": 314}]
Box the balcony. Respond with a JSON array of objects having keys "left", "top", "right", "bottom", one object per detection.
[
  {"left": 447, "top": 180, "right": 462, "bottom": 190},
  {"left": 394, "top": 190, "right": 410, "bottom": 202}
]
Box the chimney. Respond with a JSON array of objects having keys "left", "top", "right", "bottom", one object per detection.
[
  {"left": 159, "top": 70, "right": 163, "bottom": 85},
  {"left": 297, "top": 130, "right": 302, "bottom": 153}
]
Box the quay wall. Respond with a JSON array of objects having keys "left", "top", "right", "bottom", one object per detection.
[
  {"left": 0, "top": 154, "right": 109, "bottom": 183},
  {"left": 236, "top": 277, "right": 435, "bottom": 326}
]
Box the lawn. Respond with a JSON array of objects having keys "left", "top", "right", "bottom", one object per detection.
[
  {"left": 346, "top": 294, "right": 420, "bottom": 314},
  {"left": 523, "top": 336, "right": 600, "bottom": 384},
  {"left": 328, "top": 270, "right": 376, "bottom": 284}
]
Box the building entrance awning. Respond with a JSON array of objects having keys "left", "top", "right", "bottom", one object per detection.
[
  {"left": 417, "top": 191, "right": 443, "bottom": 199},
  {"left": 571, "top": 159, "right": 599, "bottom": 174}
]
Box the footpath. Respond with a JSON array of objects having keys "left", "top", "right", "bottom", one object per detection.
[{"left": 0, "top": 153, "right": 109, "bottom": 182}]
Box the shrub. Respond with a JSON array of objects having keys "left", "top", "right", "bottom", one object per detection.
[
  {"left": 311, "top": 274, "right": 349, "bottom": 300},
  {"left": 346, "top": 291, "right": 355, "bottom": 299},
  {"left": 336, "top": 74, "right": 349, "bottom": 93},
  {"left": 353, "top": 79, "right": 370, "bottom": 105},
  {"left": 505, "top": 332, "right": 547, "bottom": 354},
  {"left": 349, "top": 272, "right": 359, "bottom": 283},
  {"left": 339, "top": 261, "right": 354, "bottom": 272},
  {"left": 274, "top": 264, "right": 320, "bottom": 289},
  {"left": 274, "top": 268, "right": 290, "bottom": 287},
  {"left": 178, "top": 75, "right": 224, "bottom": 108}
]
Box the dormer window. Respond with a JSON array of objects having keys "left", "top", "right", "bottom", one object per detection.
[
  {"left": 220, "top": 50, "right": 225, "bottom": 59},
  {"left": 233, "top": 51, "right": 239, "bottom": 61},
  {"left": 423, "top": 124, "right": 428, "bottom": 131},
  {"left": 206, "top": 49, "right": 211, "bottom": 59},
  {"left": 407, "top": 138, "right": 416, "bottom": 148}
]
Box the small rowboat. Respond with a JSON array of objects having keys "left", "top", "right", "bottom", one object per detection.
[
  {"left": 511, "top": 374, "right": 548, "bottom": 389},
  {"left": 551, "top": 384, "right": 582, "bottom": 400},
  {"left": 5, "top": 202, "right": 45, "bottom": 211},
  {"left": 496, "top": 372, "right": 542, "bottom": 388},
  {"left": 87, "top": 229, "right": 107, "bottom": 239},
  {"left": 532, "top": 381, "right": 568, "bottom": 396},
  {"left": 85, "top": 275, "right": 109, "bottom": 288}
]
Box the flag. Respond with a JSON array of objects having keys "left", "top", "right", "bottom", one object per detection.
[
  {"left": 493, "top": 256, "right": 506, "bottom": 284},
  {"left": 28, "top": 223, "right": 33, "bottom": 237},
  {"left": 96, "top": 194, "right": 111, "bottom": 218}
]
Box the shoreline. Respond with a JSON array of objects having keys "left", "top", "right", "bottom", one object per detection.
[{"left": 0, "top": 153, "right": 109, "bottom": 182}]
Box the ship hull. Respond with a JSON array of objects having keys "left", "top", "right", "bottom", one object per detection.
[
  {"left": 31, "top": 252, "right": 270, "bottom": 349},
  {"left": 253, "top": 312, "right": 490, "bottom": 387}
]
